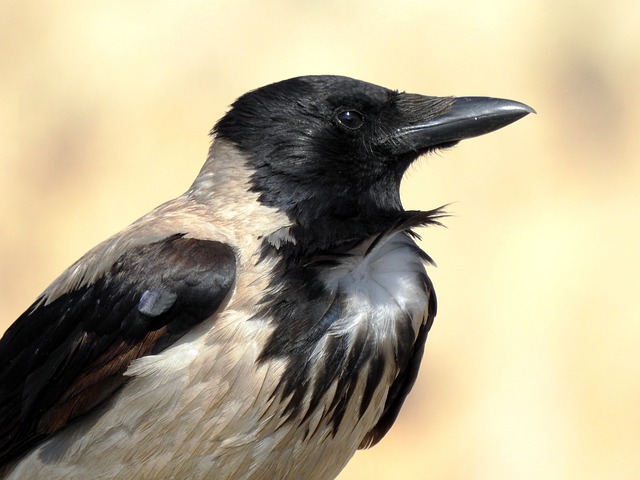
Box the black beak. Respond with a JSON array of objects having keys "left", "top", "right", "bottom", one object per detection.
[{"left": 391, "top": 96, "right": 535, "bottom": 154}]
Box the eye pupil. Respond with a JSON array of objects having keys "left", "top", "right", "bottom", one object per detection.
[{"left": 336, "top": 110, "right": 364, "bottom": 129}]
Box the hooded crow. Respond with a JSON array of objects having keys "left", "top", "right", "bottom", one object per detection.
[{"left": 0, "top": 75, "right": 533, "bottom": 479}]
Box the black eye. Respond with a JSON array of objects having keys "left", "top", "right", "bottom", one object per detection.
[{"left": 336, "top": 110, "right": 364, "bottom": 130}]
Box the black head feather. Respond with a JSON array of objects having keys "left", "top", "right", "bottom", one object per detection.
[{"left": 213, "top": 75, "right": 455, "bottom": 254}]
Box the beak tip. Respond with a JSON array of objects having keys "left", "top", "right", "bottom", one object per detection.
[
  {"left": 508, "top": 100, "right": 536, "bottom": 116},
  {"left": 454, "top": 96, "right": 535, "bottom": 117}
]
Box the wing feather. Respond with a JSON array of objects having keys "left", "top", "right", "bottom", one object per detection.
[{"left": 0, "top": 234, "right": 236, "bottom": 466}]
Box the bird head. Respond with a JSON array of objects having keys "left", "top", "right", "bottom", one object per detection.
[{"left": 212, "top": 75, "right": 533, "bottom": 254}]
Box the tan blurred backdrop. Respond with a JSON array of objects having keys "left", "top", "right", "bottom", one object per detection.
[{"left": 1, "top": 1, "right": 639, "bottom": 478}]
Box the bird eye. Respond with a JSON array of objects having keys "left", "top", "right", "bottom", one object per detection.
[{"left": 335, "top": 110, "right": 364, "bottom": 130}]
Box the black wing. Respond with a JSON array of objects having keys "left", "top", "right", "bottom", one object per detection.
[{"left": 0, "top": 234, "right": 236, "bottom": 466}]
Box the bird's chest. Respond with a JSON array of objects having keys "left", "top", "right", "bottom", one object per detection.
[
  {"left": 313, "top": 232, "right": 432, "bottom": 402},
  {"left": 255, "top": 234, "right": 429, "bottom": 438},
  {"left": 265, "top": 230, "right": 430, "bottom": 348},
  {"left": 191, "top": 231, "right": 427, "bottom": 479},
  {"left": 319, "top": 232, "right": 431, "bottom": 339}
]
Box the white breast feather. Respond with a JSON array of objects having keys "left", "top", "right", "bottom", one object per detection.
[{"left": 321, "top": 232, "right": 429, "bottom": 341}]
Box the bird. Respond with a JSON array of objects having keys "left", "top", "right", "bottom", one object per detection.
[{"left": 0, "top": 75, "right": 533, "bottom": 480}]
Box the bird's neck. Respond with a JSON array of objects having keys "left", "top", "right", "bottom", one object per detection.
[{"left": 265, "top": 207, "right": 446, "bottom": 263}]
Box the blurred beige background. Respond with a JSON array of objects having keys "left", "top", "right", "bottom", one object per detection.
[{"left": 1, "top": 1, "right": 639, "bottom": 478}]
